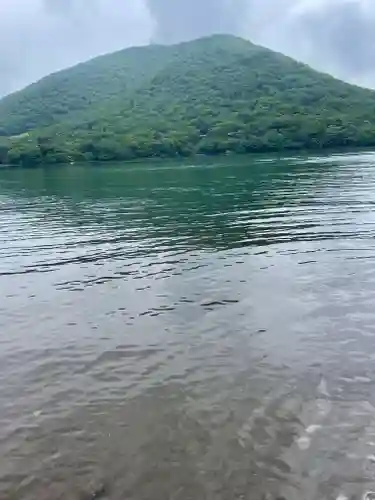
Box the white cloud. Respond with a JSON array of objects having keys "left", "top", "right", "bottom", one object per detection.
[
  {"left": 240, "top": 0, "right": 375, "bottom": 85},
  {"left": 0, "top": 0, "right": 153, "bottom": 95}
]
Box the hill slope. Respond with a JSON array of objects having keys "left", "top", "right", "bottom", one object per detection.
[
  {"left": 2, "top": 34, "right": 375, "bottom": 166},
  {"left": 0, "top": 44, "right": 175, "bottom": 136}
]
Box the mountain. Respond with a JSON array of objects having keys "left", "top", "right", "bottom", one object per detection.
[{"left": 1, "top": 34, "right": 375, "bottom": 166}]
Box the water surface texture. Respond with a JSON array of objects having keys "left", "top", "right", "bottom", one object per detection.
[{"left": 1, "top": 154, "right": 375, "bottom": 499}]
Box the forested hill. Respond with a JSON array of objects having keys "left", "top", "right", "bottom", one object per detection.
[
  {"left": 0, "top": 44, "right": 176, "bottom": 136},
  {"left": 2, "top": 34, "right": 375, "bottom": 166}
]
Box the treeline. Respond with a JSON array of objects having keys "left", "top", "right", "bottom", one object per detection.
[{"left": 3, "top": 122, "right": 375, "bottom": 167}]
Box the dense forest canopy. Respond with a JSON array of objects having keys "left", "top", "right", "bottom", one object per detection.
[{"left": 1, "top": 34, "right": 375, "bottom": 166}]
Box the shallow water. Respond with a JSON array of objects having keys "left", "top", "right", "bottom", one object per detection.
[{"left": 1, "top": 153, "right": 375, "bottom": 499}]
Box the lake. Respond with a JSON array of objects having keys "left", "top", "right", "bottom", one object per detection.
[{"left": 1, "top": 153, "right": 375, "bottom": 500}]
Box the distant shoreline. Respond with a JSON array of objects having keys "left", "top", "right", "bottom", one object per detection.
[{"left": 2, "top": 146, "right": 375, "bottom": 170}]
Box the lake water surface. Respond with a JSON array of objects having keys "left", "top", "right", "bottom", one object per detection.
[{"left": 1, "top": 154, "right": 375, "bottom": 499}]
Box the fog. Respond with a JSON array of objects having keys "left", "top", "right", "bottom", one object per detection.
[{"left": 0, "top": 0, "right": 374, "bottom": 96}]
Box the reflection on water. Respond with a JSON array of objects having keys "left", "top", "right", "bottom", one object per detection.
[{"left": 1, "top": 153, "right": 375, "bottom": 499}]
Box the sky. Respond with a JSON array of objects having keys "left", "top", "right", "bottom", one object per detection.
[{"left": 0, "top": 0, "right": 374, "bottom": 97}]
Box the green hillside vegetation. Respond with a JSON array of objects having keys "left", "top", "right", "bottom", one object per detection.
[
  {"left": 0, "top": 44, "right": 176, "bottom": 136},
  {"left": 1, "top": 34, "right": 375, "bottom": 167}
]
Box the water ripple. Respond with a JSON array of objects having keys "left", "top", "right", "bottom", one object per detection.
[{"left": 1, "top": 153, "right": 375, "bottom": 499}]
